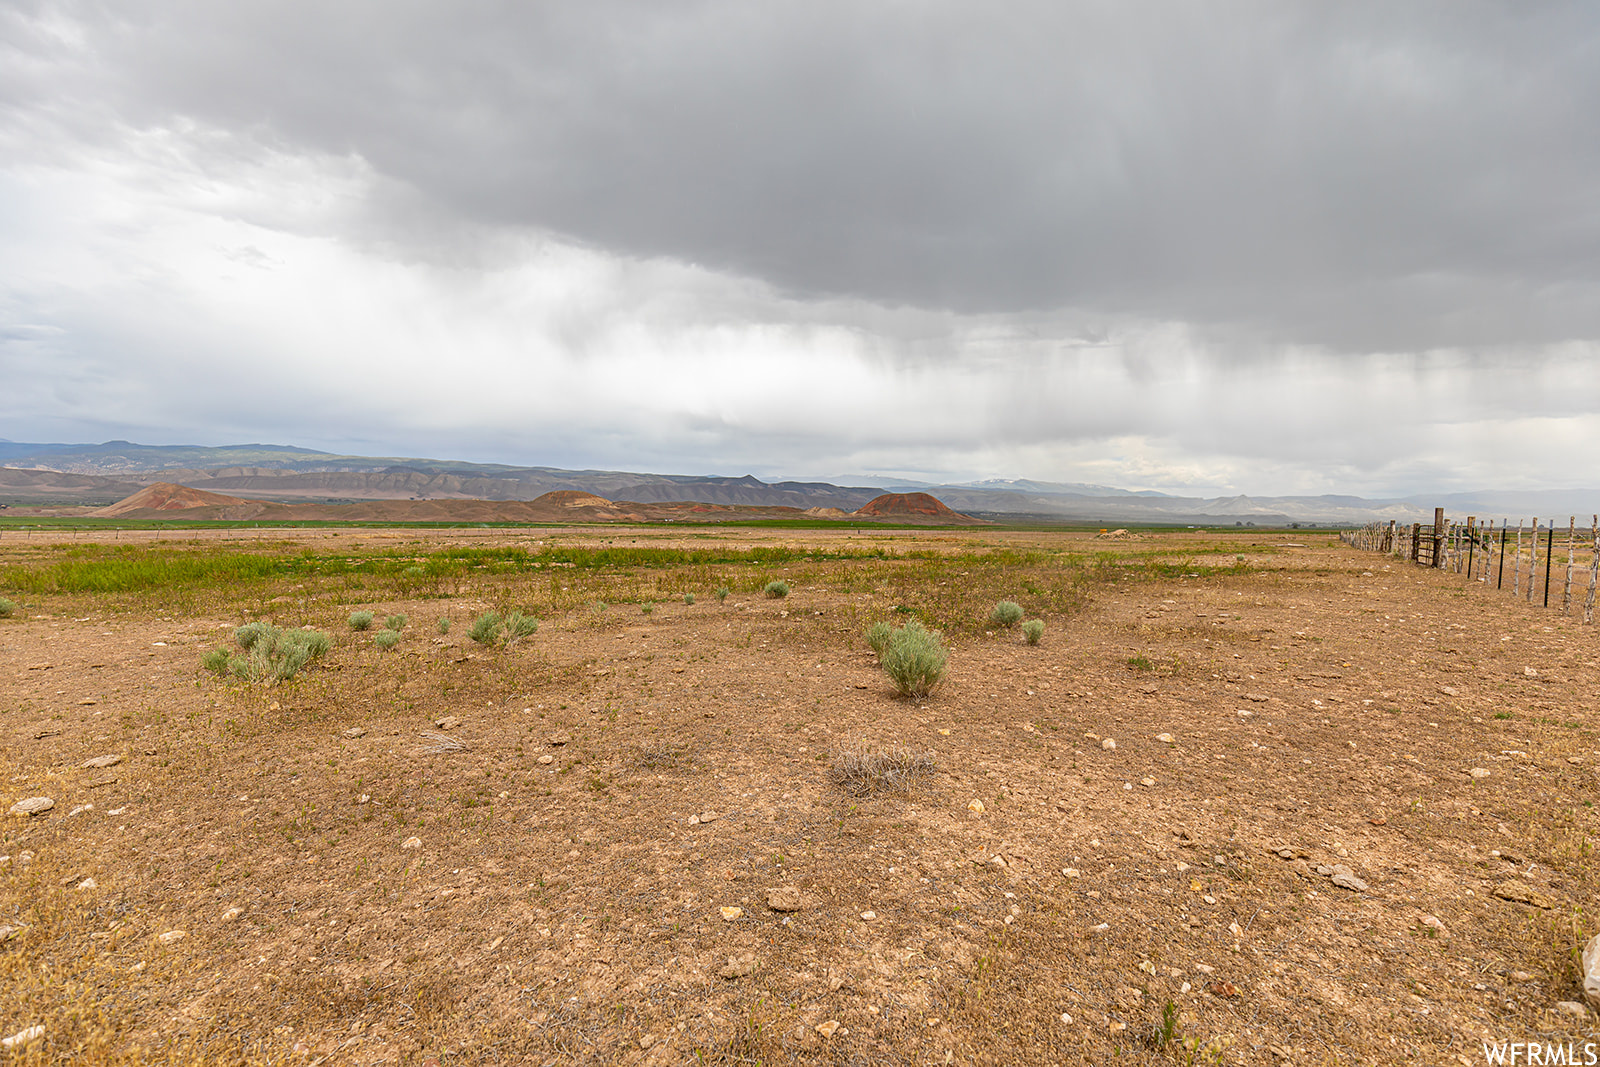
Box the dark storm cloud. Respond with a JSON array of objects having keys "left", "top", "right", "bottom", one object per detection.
[{"left": 10, "top": 0, "right": 1600, "bottom": 351}]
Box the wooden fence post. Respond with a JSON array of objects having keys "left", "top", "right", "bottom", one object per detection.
[
  {"left": 1587, "top": 515, "right": 1599, "bottom": 625},
  {"left": 1513, "top": 521, "right": 1522, "bottom": 597},
  {"left": 1564, "top": 516, "right": 1575, "bottom": 613}
]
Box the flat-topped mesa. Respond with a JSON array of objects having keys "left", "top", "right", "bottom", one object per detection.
[
  {"left": 532, "top": 490, "right": 614, "bottom": 508},
  {"left": 852, "top": 492, "right": 964, "bottom": 518}
]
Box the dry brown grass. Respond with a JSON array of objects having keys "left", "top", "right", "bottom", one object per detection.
[{"left": 2, "top": 524, "right": 1599, "bottom": 1064}]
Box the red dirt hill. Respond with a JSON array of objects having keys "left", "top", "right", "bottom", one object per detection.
[
  {"left": 93, "top": 482, "right": 253, "bottom": 517},
  {"left": 852, "top": 492, "right": 979, "bottom": 522}
]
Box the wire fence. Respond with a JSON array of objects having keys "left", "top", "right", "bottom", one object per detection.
[{"left": 1342, "top": 511, "right": 1600, "bottom": 623}]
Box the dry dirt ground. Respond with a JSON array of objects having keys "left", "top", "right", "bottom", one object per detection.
[{"left": 3, "top": 526, "right": 1600, "bottom": 1066}]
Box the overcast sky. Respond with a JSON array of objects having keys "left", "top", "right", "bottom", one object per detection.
[{"left": 3, "top": 1, "right": 1598, "bottom": 495}]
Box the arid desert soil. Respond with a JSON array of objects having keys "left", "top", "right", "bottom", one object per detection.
[{"left": 2, "top": 526, "right": 1599, "bottom": 1066}]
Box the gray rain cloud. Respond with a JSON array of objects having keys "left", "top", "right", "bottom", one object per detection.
[{"left": 2, "top": 1, "right": 1598, "bottom": 493}]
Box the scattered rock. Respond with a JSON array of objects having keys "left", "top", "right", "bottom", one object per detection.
[
  {"left": 967, "top": 799, "right": 985, "bottom": 814},
  {"left": 1582, "top": 934, "right": 1600, "bottom": 1009},
  {"left": 1438, "top": 685, "right": 1460, "bottom": 697},
  {"left": 1208, "top": 981, "right": 1241, "bottom": 998},
  {"left": 1315, "top": 864, "right": 1370, "bottom": 892},
  {"left": 8, "top": 797, "right": 53, "bottom": 816},
  {"left": 0, "top": 1025, "right": 44, "bottom": 1049},
  {"left": 1555, "top": 1001, "right": 1591, "bottom": 1019},
  {"left": 220, "top": 906, "right": 242, "bottom": 922},
  {"left": 1156, "top": 733, "right": 1175, "bottom": 744},
  {"left": 638, "top": 1034, "right": 656, "bottom": 1049},
  {"left": 157, "top": 930, "right": 186, "bottom": 944},
  {"left": 401, "top": 837, "right": 422, "bottom": 850},
  {"left": 766, "top": 886, "right": 803, "bottom": 912},
  {"left": 815, "top": 1020, "right": 840, "bottom": 1037},
  {"left": 1101, "top": 738, "right": 1117, "bottom": 750},
  {"left": 860, "top": 910, "right": 877, "bottom": 921},
  {"left": 719, "top": 906, "right": 744, "bottom": 921},
  {"left": 75, "top": 698, "right": 98, "bottom": 706},
  {"left": 697, "top": 811, "right": 719, "bottom": 823},
  {"left": 67, "top": 804, "right": 93, "bottom": 817},
  {"left": 342, "top": 727, "right": 366, "bottom": 739},
  {"left": 1419, "top": 914, "right": 1447, "bottom": 937},
  {"left": 434, "top": 716, "right": 461, "bottom": 730},
  {"left": 81, "top": 754, "right": 122, "bottom": 769},
  {"left": 1062, "top": 868, "right": 1081, "bottom": 878},
  {"left": 1493, "top": 882, "right": 1558, "bottom": 909},
  {"left": 1139, "top": 776, "right": 1156, "bottom": 787},
  {"left": 1524, "top": 667, "right": 1539, "bottom": 677},
  {"left": 537, "top": 754, "right": 554, "bottom": 765},
  {"left": 1470, "top": 768, "right": 1492, "bottom": 779},
  {"left": 719, "top": 953, "right": 756, "bottom": 979},
  {"left": 546, "top": 731, "right": 572, "bottom": 746},
  {"left": 75, "top": 877, "right": 96, "bottom": 890}
]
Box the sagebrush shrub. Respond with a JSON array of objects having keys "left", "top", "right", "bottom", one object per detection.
[
  {"left": 989, "top": 600, "right": 1023, "bottom": 628},
  {"left": 386, "top": 614, "right": 407, "bottom": 631},
  {"left": 0, "top": 598, "right": 15, "bottom": 618},
  {"left": 1022, "top": 619, "right": 1044, "bottom": 645},
  {"left": 880, "top": 620, "right": 947, "bottom": 698},
  {"left": 373, "top": 629, "right": 401, "bottom": 650},
  {"left": 684, "top": 592, "right": 696, "bottom": 605},
  {"left": 468, "top": 612, "right": 503, "bottom": 645},
  {"left": 349, "top": 610, "right": 375, "bottom": 632},
  {"left": 206, "top": 623, "right": 332, "bottom": 683},
  {"left": 503, "top": 610, "right": 539, "bottom": 641},
  {"left": 764, "top": 580, "right": 790, "bottom": 599},
  {"left": 865, "top": 621, "right": 893, "bottom": 656},
  {"left": 437, "top": 617, "right": 450, "bottom": 635},
  {"left": 233, "top": 622, "right": 272, "bottom": 649},
  {"left": 715, "top": 585, "right": 730, "bottom": 602}
]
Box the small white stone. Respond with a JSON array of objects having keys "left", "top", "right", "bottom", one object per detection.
[
  {"left": 1470, "top": 768, "right": 1491, "bottom": 779},
  {"left": 0, "top": 1025, "right": 44, "bottom": 1049},
  {"left": 860, "top": 910, "right": 877, "bottom": 920},
  {"left": 537, "top": 754, "right": 554, "bottom": 764},
  {"left": 1101, "top": 738, "right": 1116, "bottom": 750},
  {"left": 1140, "top": 777, "right": 1156, "bottom": 787},
  {"left": 75, "top": 877, "right": 96, "bottom": 890},
  {"left": 157, "top": 930, "right": 186, "bottom": 944},
  {"left": 1156, "top": 733, "right": 1174, "bottom": 744},
  {"left": 220, "top": 907, "right": 242, "bottom": 922},
  {"left": 401, "top": 837, "right": 422, "bottom": 850},
  {"left": 1060, "top": 1012, "right": 1073, "bottom": 1025}
]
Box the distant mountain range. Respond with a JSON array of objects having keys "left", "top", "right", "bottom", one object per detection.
[{"left": 2, "top": 440, "right": 1595, "bottom": 525}]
